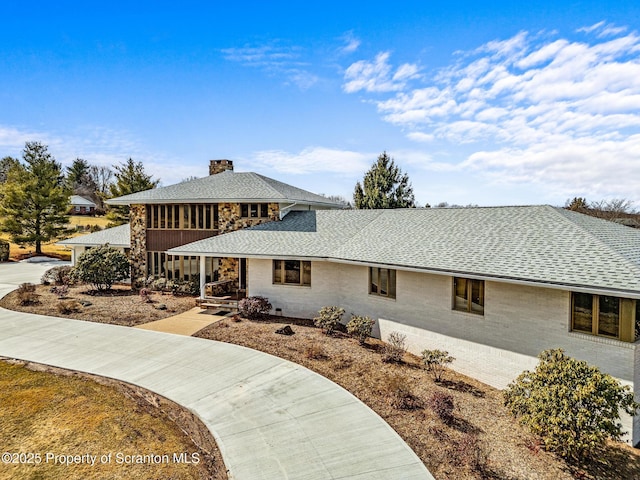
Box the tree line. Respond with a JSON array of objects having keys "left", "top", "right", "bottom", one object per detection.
[{"left": 0, "top": 141, "right": 159, "bottom": 254}]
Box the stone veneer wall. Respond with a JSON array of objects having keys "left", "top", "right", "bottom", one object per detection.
[
  {"left": 217, "top": 202, "right": 279, "bottom": 288},
  {"left": 129, "top": 204, "right": 147, "bottom": 288}
]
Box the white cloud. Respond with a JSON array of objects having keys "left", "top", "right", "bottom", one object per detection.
[
  {"left": 343, "top": 52, "right": 420, "bottom": 93},
  {"left": 339, "top": 32, "right": 361, "bottom": 54},
  {"left": 344, "top": 26, "right": 640, "bottom": 202},
  {"left": 249, "top": 146, "right": 371, "bottom": 175},
  {"left": 577, "top": 21, "right": 628, "bottom": 38}
]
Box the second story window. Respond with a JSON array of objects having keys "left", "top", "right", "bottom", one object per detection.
[
  {"left": 146, "top": 204, "right": 218, "bottom": 230},
  {"left": 241, "top": 203, "right": 269, "bottom": 218}
]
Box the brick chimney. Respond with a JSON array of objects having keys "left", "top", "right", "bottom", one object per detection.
[{"left": 209, "top": 159, "right": 234, "bottom": 175}]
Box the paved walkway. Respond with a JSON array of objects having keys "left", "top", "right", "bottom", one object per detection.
[
  {"left": 0, "top": 259, "right": 433, "bottom": 480},
  {"left": 136, "top": 306, "right": 229, "bottom": 335}
]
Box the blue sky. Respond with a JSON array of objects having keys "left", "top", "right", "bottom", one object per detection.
[{"left": 2, "top": 1, "right": 640, "bottom": 207}]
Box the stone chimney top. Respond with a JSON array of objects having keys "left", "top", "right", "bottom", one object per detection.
[{"left": 209, "top": 159, "right": 234, "bottom": 175}]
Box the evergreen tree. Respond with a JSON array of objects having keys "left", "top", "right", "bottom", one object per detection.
[
  {"left": 107, "top": 158, "right": 159, "bottom": 225},
  {"left": 0, "top": 142, "right": 70, "bottom": 254},
  {"left": 66, "top": 158, "right": 100, "bottom": 206},
  {"left": 0, "top": 156, "right": 19, "bottom": 183},
  {"left": 353, "top": 152, "right": 415, "bottom": 209}
]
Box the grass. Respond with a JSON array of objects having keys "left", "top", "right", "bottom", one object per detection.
[
  {"left": 0, "top": 360, "right": 225, "bottom": 480},
  {"left": 0, "top": 215, "right": 110, "bottom": 260}
]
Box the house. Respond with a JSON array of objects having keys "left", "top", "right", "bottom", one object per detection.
[
  {"left": 61, "top": 160, "right": 343, "bottom": 286},
  {"left": 165, "top": 206, "right": 640, "bottom": 445},
  {"left": 69, "top": 195, "right": 97, "bottom": 215},
  {"left": 62, "top": 161, "right": 640, "bottom": 444}
]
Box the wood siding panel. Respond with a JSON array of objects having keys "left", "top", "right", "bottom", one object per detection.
[{"left": 147, "top": 230, "right": 217, "bottom": 251}]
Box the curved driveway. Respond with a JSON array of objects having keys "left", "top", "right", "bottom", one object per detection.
[{"left": 0, "top": 259, "right": 433, "bottom": 480}]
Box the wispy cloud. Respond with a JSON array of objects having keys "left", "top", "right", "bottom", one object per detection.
[
  {"left": 222, "top": 43, "right": 319, "bottom": 90},
  {"left": 343, "top": 26, "right": 640, "bottom": 201},
  {"left": 338, "top": 31, "right": 361, "bottom": 54},
  {"left": 343, "top": 52, "right": 421, "bottom": 93},
  {"left": 0, "top": 124, "right": 204, "bottom": 187},
  {"left": 249, "top": 146, "right": 371, "bottom": 175},
  {"left": 577, "top": 21, "right": 627, "bottom": 38}
]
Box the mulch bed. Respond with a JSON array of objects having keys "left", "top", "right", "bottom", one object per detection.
[
  {"left": 3, "top": 287, "right": 640, "bottom": 479},
  {"left": 0, "top": 284, "right": 197, "bottom": 327}
]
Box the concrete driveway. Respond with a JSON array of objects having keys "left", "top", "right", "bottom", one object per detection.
[{"left": 0, "top": 259, "right": 434, "bottom": 479}]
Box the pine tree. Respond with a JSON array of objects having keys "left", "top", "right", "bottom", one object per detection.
[
  {"left": 353, "top": 152, "right": 415, "bottom": 209},
  {"left": 0, "top": 142, "right": 70, "bottom": 254},
  {"left": 106, "top": 158, "right": 159, "bottom": 225}
]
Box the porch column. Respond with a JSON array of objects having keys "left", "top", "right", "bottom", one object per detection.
[{"left": 199, "top": 256, "right": 206, "bottom": 299}]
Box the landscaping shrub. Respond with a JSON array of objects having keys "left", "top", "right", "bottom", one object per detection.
[
  {"left": 382, "top": 331, "right": 406, "bottom": 363},
  {"left": 57, "top": 300, "right": 83, "bottom": 314},
  {"left": 455, "top": 433, "right": 488, "bottom": 472},
  {"left": 170, "top": 277, "right": 200, "bottom": 296},
  {"left": 71, "top": 244, "right": 130, "bottom": 291},
  {"left": 421, "top": 349, "right": 455, "bottom": 382},
  {"left": 428, "top": 391, "right": 455, "bottom": 425},
  {"left": 313, "top": 306, "right": 344, "bottom": 335},
  {"left": 41, "top": 265, "right": 74, "bottom": 286},
  {"left": 346, "top": 315, "right": 375, "bottom": 345},
  {"left": 50, "top": 285, "right": 69, "bottom": 299},
  {"left": 304, "top": 343, "right": 327, "bottom": 360},
  {"left": 139, "top": 287, "right": 152, "bottom": 303},
  {"left": 504, "top": 348, "right": 640, "bottom": 462},
  {"left": 238, "top": 296, "right": 272, "bottom": 319},
  {"left": 16, "top": 282, "right": 39, "bottom": 305},
  {"left": 380, "top": 373, "right": 422, "bottom": 410},
  {"left": 0, "top": 240, "right": 8, "bottom": 261}
]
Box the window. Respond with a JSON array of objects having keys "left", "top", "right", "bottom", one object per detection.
[
  {"left": 241, "top": 203, "right": 269, "bottom": 218},
  {"left": 453, "top": 277, "right": 484, "bottom": 314},
  {"left": 273, "top": 260, "right": 311, "bottom": 286},
  {"left": 146, "top": 204, "right": 218, "bottom": 230},
  {"left": 369, "top": 267, "right": 396, "bottom": 299},
  {"left": 572, "top": 293, "right": 620, "bottom": 339}
]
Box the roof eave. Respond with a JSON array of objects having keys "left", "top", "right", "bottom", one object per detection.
[{"left": 162, "top": 250, "right": 640, "bottom": 298}]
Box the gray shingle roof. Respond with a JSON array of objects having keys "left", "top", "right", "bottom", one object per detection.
[
  {"left": 57, "top": 224, "right": 130, "bottom": 247},
  {"left": 69, "top": 195, "right": 97, "bottom": 207},
  {"left": 105, "top": 171, "right": 342, "bottom": 207},
  {"left": 168, "top": 206, "right": 640, "bottom": 295}
]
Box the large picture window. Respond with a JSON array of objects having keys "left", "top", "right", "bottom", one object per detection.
[
  {"left": 273, "top": 260, "right": 311, "bottom": 286},
  {"left": 369, "top": 267, "right": 396, "bottom": 299},
  {"left": 453, "top": 277, "right": 484, "bottom": 314},
  {"left": 146, "top": 204, "right": 218, "bottom": 230}
]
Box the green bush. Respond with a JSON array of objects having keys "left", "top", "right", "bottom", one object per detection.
[
  {"left": 71, "top": 244, "right": 130, "bottom": 291},
  {"left": 313, "top": 306, "right": 344, "bottom": 335},
  {"left": 346, "top": 315, "right": 375, "bottom": 345},
  {"left": 421, "top": 349, "right": 455, "bottom": 382},
  {"left": 504, "top": 348, "right": 639, "bottom": 462}
]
